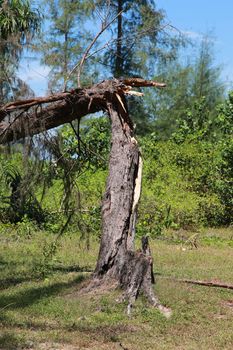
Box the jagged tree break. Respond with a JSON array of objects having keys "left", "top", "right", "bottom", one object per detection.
[{"left": 0, "top": 78, "right": 171, "bottom": 317}]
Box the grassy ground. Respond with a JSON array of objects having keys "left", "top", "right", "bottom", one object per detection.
[{"left": 0, "top": 226, "right": 233, "bottom": 350}]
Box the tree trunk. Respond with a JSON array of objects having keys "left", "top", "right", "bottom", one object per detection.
[
  {"left": 115, "top": 0, "right": 123, "bottom": 77},
  {"left": 94, "top": 94, "right": 171, "bottom": 317},
  {"left": 95, "top": 96, "right": 137, "bottom": 276}
]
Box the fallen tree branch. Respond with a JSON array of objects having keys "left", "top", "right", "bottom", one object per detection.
[
  {"left": 159, "top": 276, "right": 233, "bottom": 290},
  {"left": 0, "top": 92, "right": 71, "bottom": 115},
  {"left": 0, "top": 78, "right": 165, "bottom": 144}
]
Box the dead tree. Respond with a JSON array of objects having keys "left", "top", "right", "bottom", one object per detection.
[{"left": 0, "top": 78, "right": 171, "bottom": 317}]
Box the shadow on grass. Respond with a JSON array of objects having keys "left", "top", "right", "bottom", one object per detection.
[
  {"left": 0, "top": 262, "right": 92, "bottom": 291},
  {"left": 51, "top": 264, "right": 93, "bottom": 273},
  {"left": 0, "top": 274, "right": 85, "bottom": 312},
  {"left": 0, "top": 320, "right": 134, "bottom": 347},
  {"left": 0, "top": 275, "right": 39, "bottom": 291},
  {"left": 0, "top": 258, "right": 9, "bottom": 266}
]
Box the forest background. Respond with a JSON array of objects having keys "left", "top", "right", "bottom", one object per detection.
[{"left": 0, "top": 0, "right": 232, "bottom": 245}]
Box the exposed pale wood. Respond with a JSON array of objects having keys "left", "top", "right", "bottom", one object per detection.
[{"left": 121, "top": 77, "right": 166, "bottom": 88}]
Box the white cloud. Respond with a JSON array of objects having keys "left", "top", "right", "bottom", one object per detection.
[
  {"left": 182, "top": 30, "right": 219, "bottom": 45},
  {"left": 182, "top": 30, "right": 204, "bottom": 40},
  {"left": 18, "top": 59, "right": 50, "bottom": 96}
]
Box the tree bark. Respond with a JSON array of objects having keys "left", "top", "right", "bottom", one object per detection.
[{"left": 95, "top": 96, "right": 137, "bottom": 276}]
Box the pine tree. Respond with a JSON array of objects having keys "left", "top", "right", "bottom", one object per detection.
[
  {"left": 97, "top": 0, "right": 180, "bottom": 78},
  {"left": 39, "top": 0, "right": 94, "bottom": 92},
  {"left": 0, "top": 0, "right": 41, "bottom": 103},
  {"left": 150, "top": 36, "right": 225, "bottom": 139},
  {"left": 192, "top": 36, "right": 224, "bottom": 112},
  {"left": 94, "top": 0, "right": 183, "bottom": 135}
]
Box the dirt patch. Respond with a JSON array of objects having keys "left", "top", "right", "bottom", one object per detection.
[
  {"left": 222, "top": 300, "right": 233, "bottom": 309},
  {"left": 66, "top": 276, "right": 118, "bottom": 299},
  {"left": 28, "top": 343, "right": 77, "bottom": 350},
  {"left": 28, "top": 340, "right": 129, "bottom": 350}
]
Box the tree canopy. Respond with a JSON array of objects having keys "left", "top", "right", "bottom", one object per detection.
[{"left": 0, "top": 0, "right": 41, "bottom": 102}]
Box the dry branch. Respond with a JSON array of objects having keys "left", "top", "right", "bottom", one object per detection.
[
  {"left": 159, "top": 276, "right": 233, "bottom": 290},
  {"left": 77, "top": 9, "right": 124, "bottom": 88},
  {"left": 0, "top": 78, "right": 165, "bottom": 144}
]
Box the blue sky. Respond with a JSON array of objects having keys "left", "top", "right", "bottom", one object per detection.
[
  {"left": 18, "top": 0, "right": 233, "bottom": 96},
  {"left": 157, "top": 0, "right": 233, "bottom": 87}
]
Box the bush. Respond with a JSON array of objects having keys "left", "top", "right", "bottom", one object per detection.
[{"left": 138, "top": 136, "right": 229, "bottom": 231}]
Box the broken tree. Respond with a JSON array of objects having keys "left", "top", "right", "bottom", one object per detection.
[{"left": 0, "top": 78, "right": 171, "bottom": 316}]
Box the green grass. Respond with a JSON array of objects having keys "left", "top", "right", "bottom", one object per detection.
[{"left": 0, "top": 227, "right": 233, "bottom": 349}]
